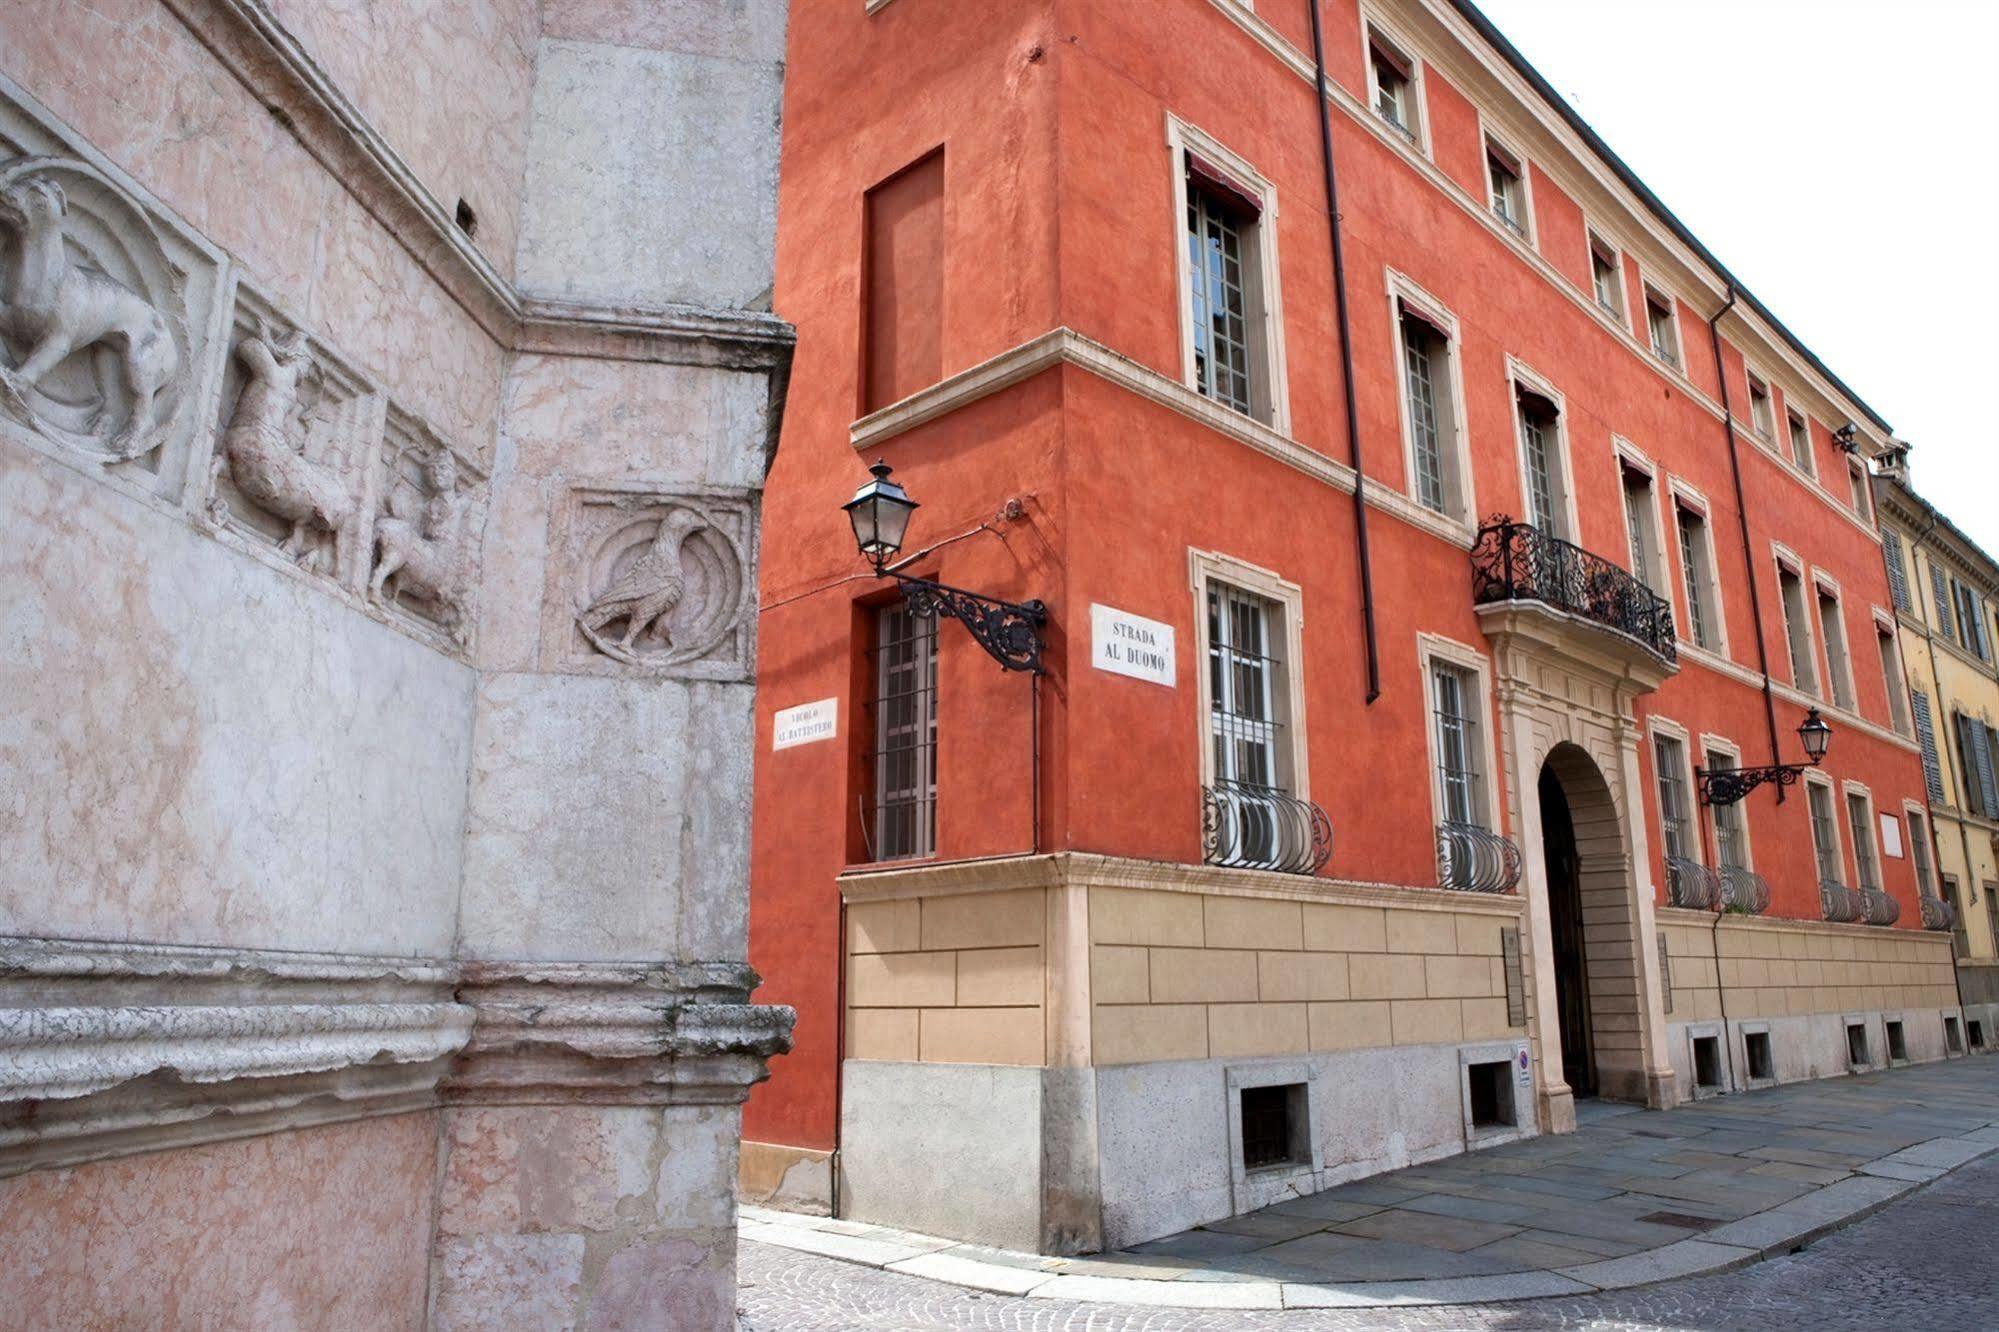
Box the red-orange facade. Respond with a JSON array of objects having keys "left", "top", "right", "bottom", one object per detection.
[{"left": 744, "top": 0, "right": 1943, "bottom": 1229}]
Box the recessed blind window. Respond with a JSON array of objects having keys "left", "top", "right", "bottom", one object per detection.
[
  {"left": 1912, "top": 689, "right": 1946, "bottom": 804},
  {"left": 1817, "top": 586, "right": 1854, "bottom": 710},
  {"left": 1846, "top": 792, "right": 1879, "bottom": 892},
  {"left": 1787, "top": 410, "right": 1815, "bottom": 477},
  {"left": 870, "top": 603, "right": 937, "bottom": 861},
  {"left": 1186, "top": 172, "right": 1255, "bottom": 417},
  {"left": 1208, "top": 582, "right": 1286, "bottom": 793},
  {"left": 1808, "top": 783, "right": 1842, "bottom": 884},
  {"left": 1881, "top": 527, "right": 1910, "bottom": 611},
  {"left": 1654, "top": 734, "right": 1691, "bottom": 861},
  {"left": 1707, "top": 749, "right": 1746, "bottom": 870},
  {"left": 1433, "top": 663, "right": 1483, "bottom": 827}
]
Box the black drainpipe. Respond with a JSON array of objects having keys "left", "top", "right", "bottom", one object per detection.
[
  {"left": 1706, "top": 287, "right": 1785, "bottom": 793},
  {"left": 1308, "top": 0, "right": 1380, "bottom": 704}
]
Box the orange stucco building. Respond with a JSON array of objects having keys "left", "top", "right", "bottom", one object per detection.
[{"left": 743, "top": 0, "right": 1962, "bottom": 1253}]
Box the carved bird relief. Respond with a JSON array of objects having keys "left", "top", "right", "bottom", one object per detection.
[{"left": 576, "top": 507, "right": 709, "bottom": 664}]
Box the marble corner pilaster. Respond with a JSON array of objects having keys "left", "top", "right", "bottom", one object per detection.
[{"left": 443, "top": 960, "right": 794, "bottom": 1107}]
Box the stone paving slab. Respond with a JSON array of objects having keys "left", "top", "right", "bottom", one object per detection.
[{"left": 739, "top": 1058, "right": 1999, "bottom": 1310}]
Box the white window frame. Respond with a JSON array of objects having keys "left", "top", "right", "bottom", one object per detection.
[
  {"left": 1744, "top": 365, "right": 1775, "bottom": 442},
  {"left": 1418, "top": 633, "right": 1503, "bottom": 833},
  {"left": 1649, "top": 716, "right": 1700, "bottom": 865},
  {"left": 1904, "top": 799, "right": 1937, "bottom": 897},
  {"left": 1189, "top": 548, "right": 1310, "bottom": 800},
  {"left": 1361, "top": 9, "right": 1431, "bottom": 157},
  {"left": 1780, "top": 405, "right": 1814, "bottom": 479},
  {"left": 1843, "top": 781, "right": 1883, "bottom": 893},
  {"left": 1812, "top": 571, "right": 1857, "bottom": 713},
  {"left": 1700, "top": 733, "right": 1755, "bottom": 873},
  {"left": 1668, "top": 479, "right": 1728, "bottom": 658},
  {"left": 1583, "top": 220, "right": 1627, "bottom": 327},
  {"left": 1506, "top": 356, "right": 1577, "bottom": 541},
  {"left": 1846, "top": 457, "right": 1873, "bottom": 525},
  {"left": 1478, "top": 119, "right": 1536, "bottom": 248},
  {"left": 1166, "top": 113, "right": 1291, "bottom": 435},
  {"left": 1639, "top": 273, "right": 1683, "bottom": 371},
  {"left": 1804, "top": 771, "right": 1846, "bottom": 887},
  {"left": 1615, "top": 440, "right": 1672, "bottom": 602},
  {"left": 1774, "top": 544, "right": 1820, "bottom": 697},
  {"left": 1387, "top": 269, "right": 1475, "bottom": 527},
  {"left": 1874, "top": 607, "right": 1911, "bottom": 735}
]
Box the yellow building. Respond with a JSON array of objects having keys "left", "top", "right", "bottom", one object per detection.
[{"left": 1877, "top": 471, "right": 1999, "bottom": 1045}]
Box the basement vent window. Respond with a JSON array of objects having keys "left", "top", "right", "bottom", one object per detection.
[
  {"left": 454, "top": 198, "right": 478, "bottom": 237},
  {"left": 1970, "top": 1020, "right": 1987, "bottom": 1050},
  {"left": 1466, "top": 1060, "right": 1516, "bottom": 1129},
  {"left": 1846, "top": 1022, "right": 1871, "bottom": 1069},
  {"left": 1886, "top": 1020, "right": 1908, "bottom": 1064},
  {"left": 1945, "top": 1016, "right": 1963, "bottom": 1055},
  {"left": 1692, "top": 1035, "right": 1723, "bottom": 1092},
  {"left": 1745, "top": 1030, "right": 1774, "bottom": 1082},
  {"left": 1240, "top": 1083, "right": 1306, "bottom": 1171}
]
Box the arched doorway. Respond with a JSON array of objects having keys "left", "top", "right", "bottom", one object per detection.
[{"left": 1537, "top": 743, "right": 1646, "bottom": 1104}]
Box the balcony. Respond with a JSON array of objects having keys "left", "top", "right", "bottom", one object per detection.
[
  {"left": 1471, "top": 519, "right": 1677, "bottom": 668},
  {"left": 1664, "top": 856, "right": 1721, "bottom": 910},
  {"left": 1202, "top": 780, "right": 1332, "bottom": 876},
  {"left": 1720, "top": 866, "right": 1772, "bottom": 916},
  {"left": 1920, "top": 894, "right": 1957, "bottom": 932},
  {"left": 1858, "top": 887, "right": 1900, "bottom": 927},
  {"left": 1436, "top": 821, "right": 1522, "bottom": 893},
  {"left": 1821, "top": 880, "right": 1863, "bottom": 924}
]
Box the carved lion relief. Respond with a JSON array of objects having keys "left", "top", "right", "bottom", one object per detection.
[
  {"left": 206, "top": 289, "right": 379, "bottom": 584},
  {"left": 368, "top": 406, "right": 485, "bottom": 650},
  {"left": 544, "top": 485, "right": 753, "bottom": 679}
]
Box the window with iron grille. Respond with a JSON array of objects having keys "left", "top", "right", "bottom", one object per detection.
[
  {"left": 1186, "top": 178, "right": 1254, "bottom": 417},
  {"left": 1846, "top": 792, "right": 1880, "bottom": 892},
  {"left": 1654, "top": 733, "right": 1691, "bottom": 861},
  {"left": 1817, "top": 585, "right": 1854, "bottom": 710},
  {"left": 1209, "top": 582, "right": 1287, "bottom": 793},
  {"left": 1676, "top": 503, "right": 1715, "bottom": 650},
  {"left": 1912, "top": 690, "right": 1946, "bottom": 804},
  {"left": 1516, "top": 388, "right": 1563, "bottom": 537},
  {"left": 1400, "top": 308, "right": 1455, "bottom": 514},
  {"left": 1433, "top": 662, "right": 1483, "bottom": 827},
  {"left": 1787, "top": 409, "right": 1816, "bottom": 478},
  {"left": 1909, "top": 809, "right": 1936, "bottom": 897},
  {"left": 1808, "top": 781, "right": 1842, "bottom": 884},
  {"left": 867, "top": 602, "right": 937, "bottom": 861},
  {"left": 1706, "top": 749, "right": 1746, "bottom": 870}
]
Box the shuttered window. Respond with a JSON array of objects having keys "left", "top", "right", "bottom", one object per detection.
[
  {"left": 1931, "top": 564, "right": 1956, "bottom": 643},
  {"left": 1959, "top": 713, "right": 1999, "bottom": 819},
  {"left": 1881, "top": 528, "right": 1910, "bottom": 613},
  {"left": 1912, "top": 690, "right": 1946, "bottom": 805}
]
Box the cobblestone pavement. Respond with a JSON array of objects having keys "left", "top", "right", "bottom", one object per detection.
[{"left": 738, "top": 1147, "right": 1999, "bottom": 1329}]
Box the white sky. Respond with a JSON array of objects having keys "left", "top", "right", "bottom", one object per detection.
[{"left": 1473, "top": 0, "right": 1999, "bottom": 555}]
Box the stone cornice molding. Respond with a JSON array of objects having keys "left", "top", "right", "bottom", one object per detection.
[
  {"left": 1656, "top": 906, "right": 1952, "bottom": 949},
  {"left": 159, "top": 0, "right": 794, "bottom": 371}
]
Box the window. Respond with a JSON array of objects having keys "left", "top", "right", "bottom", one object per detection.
[
  {"left": 1621, "top": 460, "right": 1662, "bottom": 591},
  {"left": 1816, "top": 584, "right": 1854, "bottom": 711},
  {"left": 1485, "top": 137, "right": 1528, "bottom": 239},
  {"left": 1368, "top": 27, "right": 1421, "bottom": 147},
  {"left": 1654, "top": 732, "right": 1693, "bottom": 861},
  {"left": 1395, "top": 297, "right": 1464, "bottom": 517},
  {"left": 1807, "top": 780, "right": 1842, "bottom": 884},
  {"left": 1846, "top": 790, "right": 1880, "bottom": 892},
  {"left": 1908, "top": 807, "right": 1936, "bottom": 899},
  {"left": 1787, "top": 409, "right": 1816, "bottom": 478},
  {"left": 1644, "top": 286, "right": 1680, "bottom": 367},
  {"left": 1675, "top": 500, "right": 1719, "bottom": 651},
  {"left": 862, "top": 150, "right": 945, "bottom": 413},
  {"left": 1209, "top": 582, "right": 1285, "bottom": 791},
  {"left": 1432, "top": 661, "right": 1484, "bottom": 827},
  {"left": 1589, "top": 232, "right": 1623, "bottom": 318},
  {"left": 1746, "top": 371, "right": 1773, "bottom": 441},
  {"left": 1877, "top": 624, "right": 1910, "bottom": 733},
  {"left": 1941, "top": 875, "right": 1968, "bottom": 957},
  {"left": 1744, "top": 1030, "right": 1774, "bottom": 1081},
  {"left": 1847, "top": 461, "right": 1872, "bottom": 521},
  {"left": 1198, "top": 557, "right": 1308, "bottom": 873},
  {"left": 1239, "top": 1083, "right": 1306, "bottom": 1169},
  {"left": 1912, "top": 689, "right": 1946, "bottom": 804},
  {"left": 1514, "top": 382, "right": 1567, "bottom": 538},
  {"left": 1953, "top": 579, "right": 1991, "bottom": 661},
  {"left": 1172, "top": 123, "right": 1284, "bottom": 429},
  {"left": 1778, "top": 561, "right": 1818, "bottom": 694},
  {"left": 1954, "top": 711, "right": 1999, "bottom": 819},
  {"left": 868, "top": 602, "right": 937, "bottom": 861},
  {"left": 1707, "top": 748, "right": 1748, "bottom": 870},
  {"left": 1881, "top": 526, "right": 1910, "bottom": 612},
  {"left": 1929, "top": 562, "right": 1956, "bottom": 644}
]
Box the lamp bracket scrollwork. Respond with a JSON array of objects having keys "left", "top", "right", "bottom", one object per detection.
[{"left": 893, "top": 573, "right": 1046, "bottom": 674}]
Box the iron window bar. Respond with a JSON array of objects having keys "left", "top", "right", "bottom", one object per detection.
[
  {"left": 1664, "top": 855, "right": 1722, "bottom": 911},
  {"left": 1470, "top": 516, "right": 1677, "bottom": 664},
  {"left": 1919, "top": 894, "right": 1957, "bottom": 932},
  {"left": 1377, "top": 108, "right": 1418, "bottom": 146},
  {"left": 1436, "top": 821, "right": 1522, "bottom": 893},
  {"left": 1820, "top": 880, "right": 1863, "bottom": 924},
  {"left": 1857, "top": 887, "right": 1900, "bottom": 927},
  {"left": 1493, "top": 207, "right": 1526, "bottom": 239},
  {"left": 862, "top": 605, "right": 938, "bottom": 861},
  {"left": 1719, "top": 865, "right": 1772, "bottom": 916},
  {"left": 1203, "top": 780, "right": 1332, "bottom": 876}
]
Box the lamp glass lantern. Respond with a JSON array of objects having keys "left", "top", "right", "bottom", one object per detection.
[
  {"left": 844, "top": 460, "right": 919, "bottom": 573},
  {"left": 1798, "top": 708, "right": 1832, "bottom": 764}
]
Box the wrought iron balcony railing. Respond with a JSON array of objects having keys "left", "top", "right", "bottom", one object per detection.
[
  {"left": 1471, "top": 518, "right": 1677, "bottom": 664},
  {"left": 1202, "top": 780, "right": 1333, "bottom": 877},
  {"left": 1821, "top": 880, "right": 1863, "bottom": 924},
  {"left": 1664, "top": 856, "right": 1721, "bottom": 910},
  {"left": 1436, "top": 822, "right": 1522, "bottom": 893},
  {"left": 1858, "top": 887, "right": 1900, "bottom": 927},
  {"left": 1920, "top": 894, "right": 1957, "bottom": 932},
  {"left": 1719, "top": 866, "right": 1772, "bottom": 916}
]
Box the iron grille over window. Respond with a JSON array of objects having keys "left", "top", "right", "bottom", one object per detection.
[
  {"left": 866, "top": 602, "right": 937, "bottom": 861},
  {"left": 1807, "top": 783, "right": 1842, "bottom": 886},
  {"left": 1654, "top": 735, "right": 1691, "bottom": 861},
  {"left": 1469, "top": 518, "right": 1676, "bottom": 663},
  {"left": 1186, "top": 178, "right": 1253, "bottom": 416},
  {"left": 1432, "top": 664, "right": 1481, "bottom": 826},
  {"left": 1706, "top": 750, "right": 1748, "bottom": 869},
  {"left": 1846, "top": 793, "right": 1880, "bottom": 892}
]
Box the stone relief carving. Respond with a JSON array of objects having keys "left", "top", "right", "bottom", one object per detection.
[
  {"left": 369, "top": 408, "right": 484, "bottom": 649},
  {"left": 0, "top": 155, "right": 191, "bottom": 466},
  {"left": 207, "top": 296, "right": 377, "bottom": 581},
  {"left": 549, "top": 486, "right": 754, "bottom": 678}
]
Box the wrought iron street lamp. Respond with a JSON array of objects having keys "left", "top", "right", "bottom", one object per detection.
[
  {"left": 1696, "top": 708, "right": 1833, "bottom": 806},
  {"left": 843, "top": 461, "right": 1047, "bottom": 674}
]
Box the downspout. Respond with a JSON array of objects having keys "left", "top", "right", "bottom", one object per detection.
[
  {"left": 1706, "top": 288, "right": 1785, "bottom": 796},
  {"left": 1696, "top": 793, "right": 1740, "bottom": 1092},
  {"left": 1308, "top": 0, "right": 1380, "bottom": 703}
]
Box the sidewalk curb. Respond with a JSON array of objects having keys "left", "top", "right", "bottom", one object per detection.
[{"left": 739, "top": 1135, "right": 1999, "bottom": 1310}]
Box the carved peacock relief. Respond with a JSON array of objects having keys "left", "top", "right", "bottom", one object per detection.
[{"left": 0, "top": 156, "right": 189, "bottom": 464}]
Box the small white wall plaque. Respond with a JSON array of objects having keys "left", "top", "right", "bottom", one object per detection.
[
  {"left": 1879, "top": 812, "right": 1903, "bottom": 859},
  {"left": 1090, "top": 604, "right": 1176, "bottom": 687},
  {"left": 773, "top": 698, "right": 838, "bottom": 750}
]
